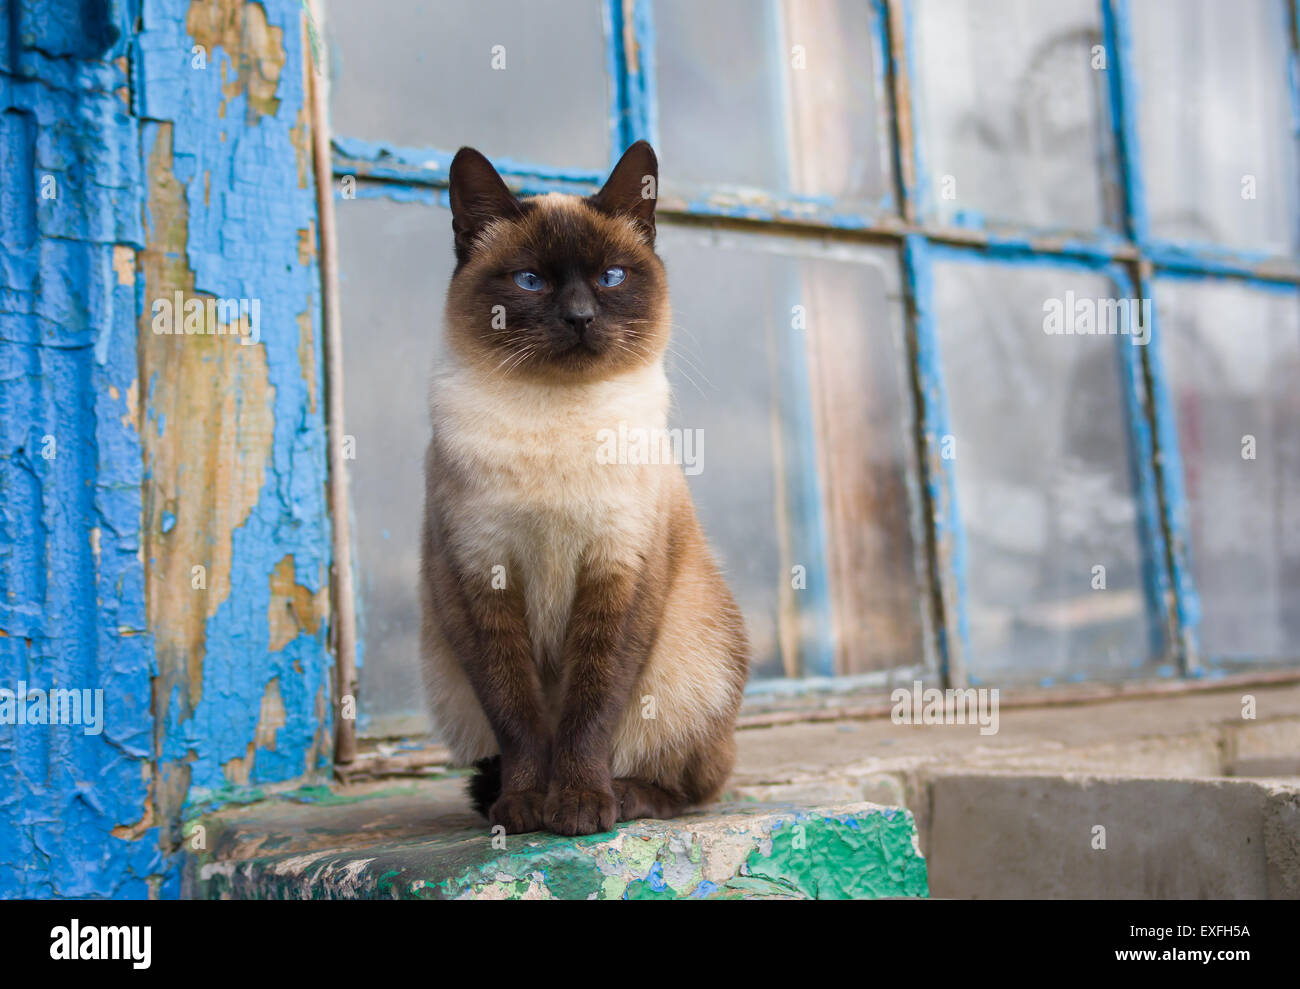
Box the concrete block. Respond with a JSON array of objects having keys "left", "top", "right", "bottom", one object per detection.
[
  {"left": 1264, "top": 786, "right": 1300, "bottom": 899},
  {"left": 926, "top": 773, "right": 1299, "bottom": 899}
]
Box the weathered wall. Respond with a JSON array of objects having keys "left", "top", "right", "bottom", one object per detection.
[
  {"left": 0, "top": 0, "right": 159, "bottom": 898},
  {"left": 0, "top": 0, "right": 332, "bottom": 897},
  {"left": 134, "top": 0, "right": 332, "bottom": 842}
]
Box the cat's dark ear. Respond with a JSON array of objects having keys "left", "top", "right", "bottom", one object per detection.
[
  {"left": 589, "top": 140, "right": 657, "bottom": 244},
  {"left": 448, "top": 147, "right": 521, "bottom": 264}
]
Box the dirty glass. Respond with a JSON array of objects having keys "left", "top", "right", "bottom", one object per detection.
[
  {"left": 337, "top": 195, "right": 455, "bottom": 737},
  {"left": 911, "top": 0, "right": 1120, "bottom": 233},
  {"left": 653, "top": 0, "right": 892, "bottom": 211},
  {"left": 1130, "top": 0, "right": 1298, "bottom": 255},
  {"left": 657, "top": 226, "right": 925, "bottom": 679},
  {"left": 326, "top": 0, "right": 611, "bottom": 172},
  {"left": 1156, "top": 278, "right": 1300, "bottom": 661},
  {"left": 932, "top": 257, "right": 1152, "bottom": 682}
]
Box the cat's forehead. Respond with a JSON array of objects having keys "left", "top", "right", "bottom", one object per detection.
[{"left": 491, "top": 192, "right": 647, "bottom": 267}]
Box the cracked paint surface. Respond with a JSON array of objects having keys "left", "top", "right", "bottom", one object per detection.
[
  {"left": 136, "top": 0, "right": 331, "bottom": 854},
  {"left": 192, "top": 797, "right": 929, "bottom": 900},
  {"left": 1, "top": 0, "right": 159, "bottom": 899},
  {"left": 1, "top": 0, "right": 331, "bottom": 898}
]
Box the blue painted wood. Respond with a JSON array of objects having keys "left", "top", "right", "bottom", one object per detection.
[
  {"left": 902, "top": 235, "right": 970, "bottom": 686},
  {"left": 1136, "top": 275, "right": 1203, "bottom": 673},
  {"left": 332, "top": 136, "right": 606, "bottom": 191},
  {"left": 609, "top": 0, "right": 658, "bottom": 151},
  {"left": 1112, "top": 267, "right": 1176, "bottom": 666},
  {"left": 0, "top": 0, "right": 161, "bottom": 899},
  {"left": 1101, "top": 0, "right": 1149, "bottom": 245},
  {"left": 137, "top": 0, "right": 333, "bottom": 800},
  {"left": 0, "top": 0, "right": 335, "bottom": 899}
]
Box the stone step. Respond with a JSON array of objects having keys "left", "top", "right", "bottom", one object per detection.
[
  {"left": 926, "top": 773, "right": 1300, "bottom": 899},
  {"left": 187, "top": 777, "right": 928, "bottom": 900}
]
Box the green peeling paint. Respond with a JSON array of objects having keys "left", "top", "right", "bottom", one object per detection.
[
  {"left": 744, "top": 814, "right": 929, "bottom": 899},
  {"left": 192, "top": 798, "right": 929, "bottom": 900},
  {"left": 279, "top": 784, "right": 420, "bottom": 806}
]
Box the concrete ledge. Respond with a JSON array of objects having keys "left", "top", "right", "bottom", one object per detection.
[
  {"left": 728, "top": 683, "right": 1300, "bottom": 842},
  {"left": 925, "top": 773, "right": 1300, "bottom": 899},
  {"left": 187, "top": 684, "right": 1300, "bottom": 899},
  {"left": 188, "top": 781, "right": 928, "bottom": 900}
]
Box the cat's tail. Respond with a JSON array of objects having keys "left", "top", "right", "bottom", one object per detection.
[{"left": 466, "top": 755, "right": 502, "bottom": 818}]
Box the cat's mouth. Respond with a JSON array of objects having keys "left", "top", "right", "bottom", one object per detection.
[{"left": 551, "top": 336, "right": 606, "bottom": 360}]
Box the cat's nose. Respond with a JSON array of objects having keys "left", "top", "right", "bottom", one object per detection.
[{"left": 563, "top": 306, "right": 595, "bottom": 339}]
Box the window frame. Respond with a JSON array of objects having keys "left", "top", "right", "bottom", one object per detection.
[{"left": 325, "top": 0, "right": 1300, "bottom": 748}]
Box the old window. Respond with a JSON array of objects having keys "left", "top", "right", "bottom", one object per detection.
[{"left": 322, "top": 0, "right": 1300, "bottom": 742}]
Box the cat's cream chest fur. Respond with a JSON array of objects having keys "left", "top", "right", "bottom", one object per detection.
[{"left": 429, "top": 359, "right": 671, "bottom": 668}]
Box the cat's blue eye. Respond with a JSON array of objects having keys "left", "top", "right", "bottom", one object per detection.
[
  {"left": 598, "top": 266, "right": 627, "bottom": 288},
  {"left": 513, "top": 271, "right": 545, "bottom": 292}
]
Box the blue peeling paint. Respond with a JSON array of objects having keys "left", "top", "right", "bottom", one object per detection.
[
  {"left": 332, "top": 135, "right": 606, "bottom": 189},
  {"left": 903, "top": 235, "right": 969, "bottom": 685},
  {"left": 609, "top": 0, "right": 657, "bottom": 152},
  {"left": 1, "top": 0, "right": 163, "bottom": 898},
  {"left": 1142, "top": 241, "right": 1300, "bottom": 282},
  {"left": 1109, "top": 265, "right": 1173, "bottom": 663},
  {"left": 868, "top": 0, "right": 897, "bottom": 216},
  {"left": 1101, "top": 0, "right": 1148, "bottom": 244},
  {"left": 1135, "top": 272, "right": 1205, "bottom": 672},
  {"left": 136, "top": 0, "right": 332, "bottom": 802},
  {"left": 1, "top": 0, "right": 333, "bottom": 899}
]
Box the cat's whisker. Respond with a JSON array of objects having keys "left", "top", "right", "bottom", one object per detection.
[
  {"left": 495, "top": 341, "right": 539, "bottom": 377},
  {"left": 665, "top": 343, "right": 712, "bottom": 389},
  {"left": 503, "top": 345, "right": 538, "bottom": 377}
]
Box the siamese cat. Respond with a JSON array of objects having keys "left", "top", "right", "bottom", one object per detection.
[{"left": 419, "top": 141, "right": 749, "bottom": 836}]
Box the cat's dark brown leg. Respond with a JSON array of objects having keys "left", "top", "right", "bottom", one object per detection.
[
  {"left": 424, "top": 519, "right": 551, "bottom": 833},
  {"left": 463, "top": 591, "right": 552, "bottom": 832},
  {"left": 546, "top": 558, "right": 667, "bottom": 836}
]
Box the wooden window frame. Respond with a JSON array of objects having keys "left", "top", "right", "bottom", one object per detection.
[{"left": 315, "top": 0, "right": 1300, "bottom": 761}]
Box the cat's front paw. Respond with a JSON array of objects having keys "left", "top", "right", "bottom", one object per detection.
[
  {"left": 544, "top": 783, "right": 617, "bottom": 836},
  {"left": 489, "top": 789, "right": 547, "bottom": 834}
]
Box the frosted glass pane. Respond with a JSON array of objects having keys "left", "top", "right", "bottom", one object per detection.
[
  {"left": 913, "top": 0, "right": 1120, "bottom": 232},
  {"left": 1157, "top": 279, "right": 1300, "bottom": 660},
  {"left": 338, "top": 196, "right": 455, "bottom": 736},
  {"left": 1131, "top": 0, "right": 1298, "bottom": 254},
  {"left": 654, "top": 0, "right": 892, "bottom": 209},
  {"left": 658, "top": 227, "right": 924, "bottom": 677},
  {"left": 933, "top": 259, "right": 1152, "bottom": 681},
  {"left": 326, "top": 0, "right": 611, "bottom": 171}
]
